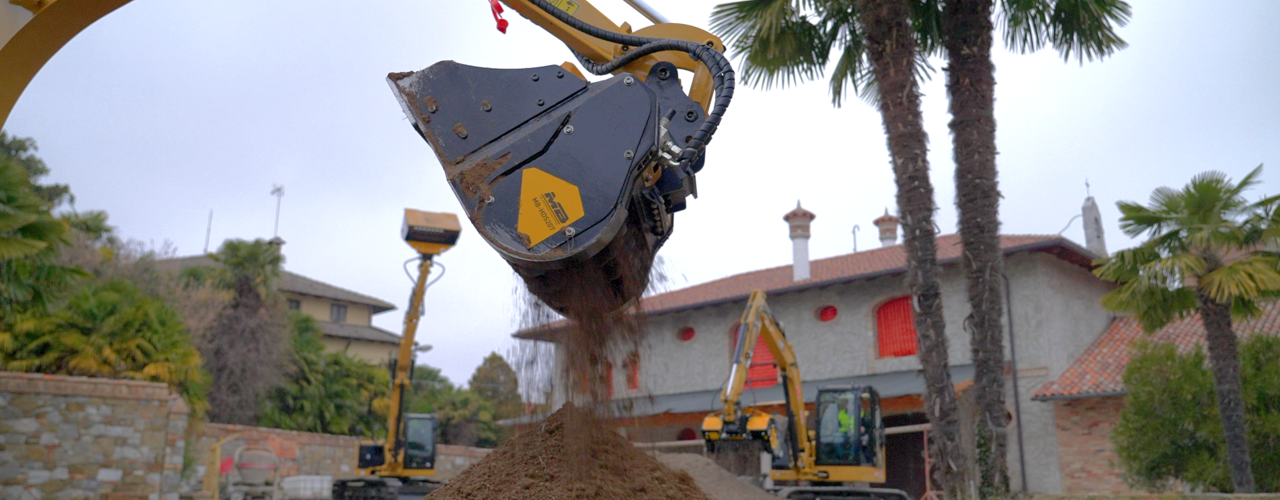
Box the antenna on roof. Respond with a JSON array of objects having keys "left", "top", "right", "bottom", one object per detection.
[
  {"left": 271, "top": 185, "right": 285, "bottom": 237},
  {"left": 1085, "top": 178, "right": 1091, "bottom": 197},
  {"left": 204, "top": 210, "right": 213, "bottom": 254},
  {"left": 852, "top": 224, "right": 860, "bottom": 253}
]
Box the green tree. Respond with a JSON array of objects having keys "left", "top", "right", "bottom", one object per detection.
[
  {"left": 259, "top": 314, "right": 389, "bottom": 436},
  {"left": 0, "top": 279, "right": 209, "bottom": 413},
  {"left": 0, "top": 159, "right": 79, "bottom": 314},
  {"left": 1114, "top": 336, "right": 1280, "bottom": 492},
  {"left": 468, "top": 352, "right": 523, "bottom": 420},
  {"left": 1094, "top": 166, "right": 1280, "bottom": 492},
  {"left": 0, "top": 131, "right": 71, "bottom": 208},
  {"left": 192, "top": 239, "right": 289, "bottom": 425},
  {"left": 406, "top": 365, "right": 503, "bottom": 448}
]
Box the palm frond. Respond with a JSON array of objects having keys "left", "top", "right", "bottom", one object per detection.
[{"left": 1000, "top": 0, "right": 1131, "bottom": 63}]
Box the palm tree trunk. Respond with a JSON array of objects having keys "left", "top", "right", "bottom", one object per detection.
[
  {"left": 1197, "top": 291, "right": 1256, "bottom": 492},
  {"left": 856, "top": 0, "right": 973, "bottom": 498},
  {"left": 942, "top": 0, "right": 1009, "bottom": 495}
]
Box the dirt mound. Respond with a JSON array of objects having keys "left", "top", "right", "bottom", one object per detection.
[
  {"left": 427, "top": 404, "right": 710, "bottom": 500},
  {"left": 656, "top": 453, "right": 778, "bottom": 500}
]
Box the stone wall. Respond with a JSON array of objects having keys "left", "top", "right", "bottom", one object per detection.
[
  {"left": 0, "top": 372, "right": 189, "bottom": 500},
  {"left": 1053, "top": 396, "right": 1134, "bottom": 494},
  {"left": 1, "top": 372, "right": 494, "bottom": 500}
]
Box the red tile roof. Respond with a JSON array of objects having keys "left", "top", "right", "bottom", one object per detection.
[
  {"left": 518, "top": 234, "right": 1091, "bottom": 340},
  {"left": 1033, "top": 300, "right": 1280, "bottom": 400}
]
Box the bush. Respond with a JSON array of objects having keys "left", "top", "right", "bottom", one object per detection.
[
  {"left": 1114, "top": 336, "right": 1280, "bottom": 492},
  {"left": 0, "top": 279, "right": 209, "bottom": 414}
]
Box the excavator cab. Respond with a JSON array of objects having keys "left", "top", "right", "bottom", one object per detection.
[
  {"left": 813, "top": 386, "right": 882, "bottom": 467},
  {"left": 402, "top": 413, "right": 438, "bottom": 471}
]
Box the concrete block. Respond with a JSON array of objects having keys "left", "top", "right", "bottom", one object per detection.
[{"left": 96, "top": 469, "right": 122, "bottom": 483}]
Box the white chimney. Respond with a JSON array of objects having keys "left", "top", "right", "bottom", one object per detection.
[
  {"left": 784, "top": 201, "right": 816, "bottom": 282},
  {"left": 873, "top": 209, "right": 900, "bottom": 247},
  {"left": 1082, "top": 196, "right": 1107, "bottom": 257}
]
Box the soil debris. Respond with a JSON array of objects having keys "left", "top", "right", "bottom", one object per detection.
[{"left": 427, "top": 404, "right": 710, "bottom": 500}]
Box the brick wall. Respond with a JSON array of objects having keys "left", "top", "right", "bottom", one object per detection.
[
  {"left": 1053, "top": 396, "right": 1134, "bottom": 494},
  {"left": 0, "top": 372, "right": 189, "bottom": 500},
  {"left": 181, "top": 424, "right": 360, "bottom": 496}
]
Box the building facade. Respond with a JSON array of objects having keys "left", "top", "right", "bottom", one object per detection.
[
  {"left": 163, "top": 250, "right": 401, "bottom": 365},
  {"left": 519, "top": 199, "right": 1126, "bottom": 496}
]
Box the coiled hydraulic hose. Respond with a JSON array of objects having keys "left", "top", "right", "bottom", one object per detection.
[{"left": 524, "top": 0, "right": 735, "bottom": 174}]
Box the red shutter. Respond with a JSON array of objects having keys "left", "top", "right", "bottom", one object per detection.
[
  {"left": 730, "top": 325, "right": 778, "bottom": 389},
  {"left": 626, "top": 358, "right": 640, "bottom": 390},
  {"left": 605, "top": 362, "right": 614, "bottom": 399},
  {"left": 877, "top": 296, "right": 920, "bottom": 357}
]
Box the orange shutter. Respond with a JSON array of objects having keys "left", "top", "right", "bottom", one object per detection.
[
  {"left": 730, "top": 326, "right": 778, "bottom": 389},
  {"left": 877, "top": 297, "right": 919, "bottom": 357}
]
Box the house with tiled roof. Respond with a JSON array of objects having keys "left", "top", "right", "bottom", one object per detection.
[
  {"left": 160, "top": 241, "right": 401, "bottom": 364},
  {"left": 1029, "top": 300, "right": 1280, "bottom": 494},
  {"left": 515, "top": 197, "right": 1132, "bottom": 497}
]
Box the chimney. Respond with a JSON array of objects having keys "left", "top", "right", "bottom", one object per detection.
[
  {"left": 873, "top": 209, "right": 900, "bottom": 247},
  {"left": 783, "top": 201, "right": 816, "bottom": 282},
  {"left": 1082, "top": 196, "right": 1107, "bottom": 257},
  {"left": 268, "top": 236, "right": 286, "bottom": 255}
]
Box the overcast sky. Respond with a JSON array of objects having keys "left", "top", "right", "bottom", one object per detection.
[{"left": 6, "top": 0, "right": 1280, "bottom": 385}]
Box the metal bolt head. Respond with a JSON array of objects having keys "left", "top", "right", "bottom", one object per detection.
[
  {"left": 564, "top": 227, "right": 576, "bottom": 237},
  {"left": 563, "top": 125, "right": 574, "bottom": 135},
  {"left": 685, "top": 110, "right": 698, "bottom": 122},
  {"left": 657, "top": 68, "right": 670, "bottom": 80},
  {"left": 481, "top": 101, "right": 492, "bottom": 112},
  {"left": 624, "top": 150, "right": 634, "bottom": 159},
  {"left": 485, "top": 196, "right": 495, "bottom": 205},
  {"left": 531, "top": 73, "right": 539, "bottom": 81},
  {"left": 557, "top": 70, "right": 565, "bottom": 78},
  {"left": 537, "top": 99, "right": 545, "bottom": 106},
  {"left": 623, "top": 76, "right": 635, "bottom": 86}
]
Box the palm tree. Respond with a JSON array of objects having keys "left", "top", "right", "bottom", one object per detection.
[
  {"left": 0, "top": 159, "right": 79, "bottom": 313},
  {"left": 1094, "top": 166, "right": 1278, "bottom": 493},
  {"left": 945, "top": 1, "right": 1128, "bottom": 492},
  {"left": 0, "top": 279, "right": 209, "bottom": 413},
  {"left": 711, "top": 0, "right": 970, "bottom": 496},
  {"left": 711, "top": 0, "right": 1131, "bottom": 491}
]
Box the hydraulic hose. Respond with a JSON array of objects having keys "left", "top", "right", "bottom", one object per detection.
[{"left": 523, "top": 0, "right": 735, "bottom": 174}]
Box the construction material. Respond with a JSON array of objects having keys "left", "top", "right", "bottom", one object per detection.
[
  {"left": 279, "top": 476, "right": 333, "bottom": 500},
  {"left": 655, "top": 454, "right": 777, "bottom": 500},
  {"left": 427, "top": 404, "right": 709, "bottom": 500}
]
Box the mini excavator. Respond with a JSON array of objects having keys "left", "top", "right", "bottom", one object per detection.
[
  {"left": 702, "top": 290, "right": 910, "bottom": 500},
  {"left": 389, "top": 0, "right": 734, "bottom": 317},
  {"left": 332, "top": 209, "right": 460, "bottom": 500}
]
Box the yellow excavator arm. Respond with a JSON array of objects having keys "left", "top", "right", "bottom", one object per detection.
[{"left": 703, "top": 290, "right": 905, "bottom": 498}]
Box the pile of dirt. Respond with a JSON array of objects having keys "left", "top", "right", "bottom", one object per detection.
[
  {"left": 427, "top": 404, "right": 710, "bottom": 500},
  {"left": 655, "top": 453, "right": 778, "bottom": 500}
]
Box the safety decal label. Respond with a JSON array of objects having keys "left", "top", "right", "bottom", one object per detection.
[
  {"left": 517, "top": 168, "right": 584, "bottom": 248},
  {"left": 547, "top": 0, "right": 580, "bottom": 16}
]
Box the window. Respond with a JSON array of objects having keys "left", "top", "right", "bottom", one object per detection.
[
  {"left": 331, "top": 304, "right": 348, "bottom": 322},
  {"left": 677, "top": 428, "right": 698, "bottom": 441},
  {"left": 729, "top": 322, "right": 778, "bottom": 389},
  {"left": 677, "top": 326, "right": 696, "bottom": 342},
  {"left": 604, "top": 362, "right": 614, "bottom": 399},
  {"left": 287, "top": 299, "right": 300, "bottom": 311},
  {"left": 816, "top": 305, "right": 838, "bottom": 322},
  {"left": 876, "top": 297, "right": 919, "bottom": 358}
]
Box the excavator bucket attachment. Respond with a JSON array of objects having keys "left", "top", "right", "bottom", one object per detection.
[{"left": 389, "top": 61, "right": 706, "bottom": 316}]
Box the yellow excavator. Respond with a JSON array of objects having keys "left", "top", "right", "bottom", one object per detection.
[
  {"left": 702, "top": 290, "right": 910, "bottom": 500},
  {"left": 331, "top": 209, "right": 461, "bottom": 500}
]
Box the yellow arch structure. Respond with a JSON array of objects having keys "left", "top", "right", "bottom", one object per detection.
[{"left": 1, "top": 0, "right": 133, "bottom": 129}]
